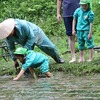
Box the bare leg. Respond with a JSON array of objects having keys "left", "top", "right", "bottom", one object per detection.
[
  {"left": 45, "top": 72, "right": 52, "bottom": 77},
  {"left": 28, "top": 67, "right": 34, "bottom": 76},
  {"left": 87, "top": 48, "right": 93, "bottom": 62},
  {"left": 68, "top": 36, "right": 76, "bottom": 63},
  {"left": 78, "top": 50, "right": 84, "bottom": 63},
  {"left": 28, "top": 67, "right": 37, "bottom": 79}
]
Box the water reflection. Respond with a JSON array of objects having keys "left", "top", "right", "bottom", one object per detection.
[{"left": 0, "top": 72, "right": 100, "bottom": 100}]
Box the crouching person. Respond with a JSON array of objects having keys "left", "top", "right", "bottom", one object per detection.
[{"left": 13, "top": 47, "right": 52, "bottom": 81}]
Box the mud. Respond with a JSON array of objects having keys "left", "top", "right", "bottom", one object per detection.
[{"left": 0, "top": 72, "right": 100, "bottom": 100}]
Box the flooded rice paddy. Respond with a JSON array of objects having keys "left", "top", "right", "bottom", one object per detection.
[{"left": 0, "top": 72, "right": 100, "bottom": 100}]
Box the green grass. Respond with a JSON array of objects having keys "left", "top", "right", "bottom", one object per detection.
[
  {"left": 0, "top": 1, "right": 100, "bottom": 76},
  {"left": 49, "top": 36, "right": 100, "bottom": 76},
  {"left": 0, "top": 36, "right": 100, "bottom": 76}
]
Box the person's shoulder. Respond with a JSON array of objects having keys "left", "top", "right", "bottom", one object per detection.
[
  {"left": 88, "top": 9, "right": 94, "bottom": 15},
  {"left": 27, "top": 50, "right": 35, "bottom": 54},
  {"left": 89, "top": 10, "right": 94, "bottom": 14},
  {"left": 15, "top": 18, "right": 20, "bottom": 22},
  {"left": 75, "top": 7, "right": 81, "bottom": 11},
  {"left": 15, "top": 19, "right": 27, "bottom": 24},
  {"left": 74, "top": 7, "right": 81, "bottom": 13},
  {"left": 15, "top": 19, "right": 23, "bottom": 26},
  {"left": 26, "top": 50, "right": 35, "bottom": 59}
]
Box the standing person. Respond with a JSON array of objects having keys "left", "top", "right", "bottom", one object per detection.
[
  {"left": 57, "top": 0, "right": 80, "bottom": 63},
  {"left": 0, "top": 18, "right": 65, "bottom": 70},
  {"left": 13, "top": 47, "right": 52, "bottom": 81},
  {"left": 72, "top": 0, "right": 94, "bottom": 62}
]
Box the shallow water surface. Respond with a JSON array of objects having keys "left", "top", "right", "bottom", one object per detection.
[{"left": 0, "top": 72, "right": 100, "bottom": 100}]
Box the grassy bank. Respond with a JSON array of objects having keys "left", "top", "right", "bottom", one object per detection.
[
  {"left": 0, "top": 36, "right": 100, "bottom": 76},
  {"left": 0, "top": 1, "right": 100, "bottom": 76}
]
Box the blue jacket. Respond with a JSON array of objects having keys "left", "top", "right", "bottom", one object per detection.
[
  {"left": 73, "top": 7, "right": 94, "bottom": 31},
  {"left": 6, "top": 19, "right": 45, "bottom": 61},
  {"left": 22, "top": 50, "right": 49, "bottom": 73}
]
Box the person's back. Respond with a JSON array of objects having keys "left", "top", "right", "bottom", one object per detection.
[
  {"left": 15, "top": 19, "right": 39, "bottom": 31},
  {"left": 0, "top": 18, "right": 65, "bottom": 73},
  {"left": 6, "top": 19, "right": 40, "bottom": 48},
  {"left": 24, "top": 50, "right": 49, "bottom": 67}
]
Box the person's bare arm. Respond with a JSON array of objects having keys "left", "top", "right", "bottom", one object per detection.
[
  {"left": 57, "top": 0, "right": 62, "bottom": 22},
  {"left": 88, "top": 23, "right": 93, "bottom": 40},
  {"left": 13, "top": 69, "right": 25, "bottom": 81},
  {"left": 72, "top": 19, "right": 77, "bottom": 36}
]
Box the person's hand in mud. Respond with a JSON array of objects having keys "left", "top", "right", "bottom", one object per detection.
[
  {"left": 13, "top": 77, "right": 19, "bottom": 81},
  {"left": 13, "top": 69, "right": 25, "bottom": 81}
]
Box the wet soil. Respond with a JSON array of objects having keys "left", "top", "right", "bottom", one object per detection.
[{"left": 0, "top": 72, "right": 100, "bottom": 100}]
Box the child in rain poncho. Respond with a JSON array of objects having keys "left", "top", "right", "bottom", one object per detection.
[{"left": 13, "top": 47, "right": 52, "bottom": 81}]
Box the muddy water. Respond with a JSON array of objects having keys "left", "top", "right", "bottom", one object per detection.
[{"left": 0, "top": 72, "right": 100, "bottom": 100}]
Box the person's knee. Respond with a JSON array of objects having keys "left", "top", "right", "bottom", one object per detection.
[
  {"left": 86, "top": 39, "right": 94, "bottom": 49},
  {"left": 78, "top": 44, "right": 85, "bottom": 50}
]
